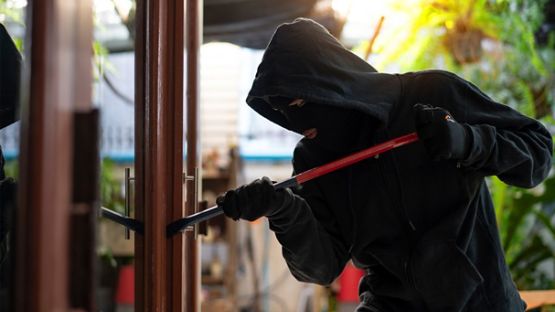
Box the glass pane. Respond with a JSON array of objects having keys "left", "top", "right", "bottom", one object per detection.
[{"left": 94, "top": 0, "right": 136, "bottom": 310}]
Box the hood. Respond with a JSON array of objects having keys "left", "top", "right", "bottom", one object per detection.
[{"left": 246, "top": 18, "right": 400, "bottom": 132}]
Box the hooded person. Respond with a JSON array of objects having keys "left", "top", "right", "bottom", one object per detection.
[{"left": 219, "top": 18, "right": 552, "bottom": 312}]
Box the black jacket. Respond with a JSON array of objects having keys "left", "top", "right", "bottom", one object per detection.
[{"left": 246, "top": 19, "right": 553, "bottom": 312}]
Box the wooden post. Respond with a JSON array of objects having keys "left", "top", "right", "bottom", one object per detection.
[
  {"left": 185, "top": 0, "right": 202, "bottom": 310},
  {"left": 15, "top": 0, "right": 94, "bottom": 310},
  {"left": 134, "top": 0, "right": 185, "bottom": 310}
]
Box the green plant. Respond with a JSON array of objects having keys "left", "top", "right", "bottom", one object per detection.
[
  {"left": 374, "top": 0, "right": 502, "bottom": 70},
  {"left": 3, "top": 160, "right": 17, "bottom": 178},
  {"left": 371, "top": 0, "right": 554, "bottom": 118},
  {"left": 100, "top": 158, "right": 125, "bottom": 214},
  {"left": 98, "top": 159, "right": 129, "bottom": 283},
  {"left": 491, "top": 175, "right": 555, "bottom": 290},
  {"left": 0, "top": 0, "right": 25, "bottom": 50}
]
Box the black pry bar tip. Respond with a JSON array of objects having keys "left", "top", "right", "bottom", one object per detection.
[
  {"left": 101, "top": 207, "right": 144, "bottom": 234},
  {"left": 165, "top": 177, "right": 298, "bottom": 237}
]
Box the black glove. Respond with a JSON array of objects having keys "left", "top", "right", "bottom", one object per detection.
[
  {"left": 217, "top": 176, "right": 283, "bottom": 221},
  {"left": 413, "top": 103, "right": 471, "bottom": 161}
]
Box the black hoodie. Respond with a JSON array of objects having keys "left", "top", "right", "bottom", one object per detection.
[{"left": 247, "top": 18, "right": 552, "bottom": 312}]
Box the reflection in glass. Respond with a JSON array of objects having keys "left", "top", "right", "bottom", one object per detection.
[{"left": 0, "top": 1, "right": 24, "bottom": 309}]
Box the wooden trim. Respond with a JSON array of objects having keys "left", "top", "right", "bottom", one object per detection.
[
  {"left": 135, "top": 0, "right": 185, "bottom": 310},
  {"left": 15, "top": 0, "right": 93, "bottom": 310},
  {"left": 185, "top": 0, "right": 202, "bottom": 310},
  {"left": 168, "top": 0, "right": 186, "bottom": 310},
  {"left": 520, "top": 290, "right": 555, "bottom": 310},
  {"left": 134, "top": 0, "right": 146, "bottom": 310}
]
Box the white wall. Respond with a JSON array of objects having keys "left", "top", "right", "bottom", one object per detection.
[{"left": 200, "top": 43, "right": 312, "bottom": 312}]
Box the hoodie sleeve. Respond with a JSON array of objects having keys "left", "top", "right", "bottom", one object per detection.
[
  {"left": 420, "top": 71, "right": 553, "bottom": 188},
  {"left": 267, "top": 147, "right": 350, "bottom": 285}
]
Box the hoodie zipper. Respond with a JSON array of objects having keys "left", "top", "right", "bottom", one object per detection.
[
  {"left": 373, "top": 132, "right": 419, "bottom": 291},
  {"left": 390, "top": 152, "right": 419, "bottom": 291},
  {"left": 373, "top": 139, "right": 416, "bottom": 233},
  {"left": 404, "top": 255, "right": 417, "bottom": 290},
  {"left": 375, "top": 158, "right": 417, "bottom": 290},
  {"left": 391, "top": 157, "right": 417, "bottom": 232}
]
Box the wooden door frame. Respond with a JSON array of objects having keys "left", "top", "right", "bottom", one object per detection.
[
  {"left": 14, "top": 0, "right": 94, "bottom": 311},
  {"left": 134, "top": 0, "right": 188, "bottom": 310},
  {"left": 184, "top": 0, "right": 202, "bottom": 310}
]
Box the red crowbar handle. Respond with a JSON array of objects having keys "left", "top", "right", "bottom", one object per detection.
[{"left": 166, "top": 132, "right": 419, "bottom": 236}]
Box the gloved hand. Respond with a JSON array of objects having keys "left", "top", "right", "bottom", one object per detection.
[
  {"left": 413, "top": 103, "right": 471, "bottom": 161},
  {"left": 217, "top": 176, "right": 283, "bottom": 221}
]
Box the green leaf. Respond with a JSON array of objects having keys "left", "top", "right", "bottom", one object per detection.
[
  {"left": 534, "top": 210, "right": 555, "bottom": 241},
  {"left": 509, "top": 235, "right": 551, "bottom": 272}
]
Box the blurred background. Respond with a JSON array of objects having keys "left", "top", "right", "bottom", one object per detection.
[{"left": 0, "top": 0, "right": 554, "bottom": 311}]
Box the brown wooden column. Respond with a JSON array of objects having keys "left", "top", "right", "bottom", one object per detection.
[
  {"left": 134, "top": 0, "right": 185, "bottom": 310},
  {"left": 169, "top": 0, "right": 186, "bottom": 310},
  {"left": 15, "top": 0, "right": 94, "bottom": 311},
  {"left": 134, "top": 0, "right": 146, "bottom": 310},
  {"left": 185, "top": 0, "right": 202, "bottom": 310}
]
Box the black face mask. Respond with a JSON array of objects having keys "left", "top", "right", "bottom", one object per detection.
[{"left": 268, "top": 97, "right": 362, "bottom": 153}]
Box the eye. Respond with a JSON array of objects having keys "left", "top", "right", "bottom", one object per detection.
[{"left": 289, "top": 99, "right": 305, "bottom": 107}]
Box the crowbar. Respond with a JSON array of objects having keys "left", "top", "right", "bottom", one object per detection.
[{"left": 166, "top": 132, "right": 419, "bottom": 236}]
